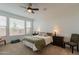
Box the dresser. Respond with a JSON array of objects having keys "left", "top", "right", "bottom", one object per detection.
[{"left": 53, "top": 36, "right": 64, "bottom": 48}]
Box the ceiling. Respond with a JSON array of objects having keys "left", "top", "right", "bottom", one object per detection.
[{"left": 0, "top": 3, "right": 79, "bottom": 19}]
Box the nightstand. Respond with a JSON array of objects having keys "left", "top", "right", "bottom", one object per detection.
[{"left": 53, "top": 36, "right": 64, "bottom": 48}]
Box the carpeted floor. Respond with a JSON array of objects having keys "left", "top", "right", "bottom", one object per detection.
[{"left": 0, "top": 42, "right": 79, "bottom": 55}]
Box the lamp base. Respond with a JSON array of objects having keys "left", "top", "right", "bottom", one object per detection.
[{"left": 54, "top": 32, "right": 56, "bottom": 36}]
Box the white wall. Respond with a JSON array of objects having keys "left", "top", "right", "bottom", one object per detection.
[{"left": 33, "top": 4, "right": 79, "bottom": 42}]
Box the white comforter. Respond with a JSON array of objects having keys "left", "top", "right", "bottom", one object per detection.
[
  {"left": 33, "top": 35, "right": 53, "bottom": 45},
  {"left": 23, "top": 35, "right": 53, "bottom": 51}
]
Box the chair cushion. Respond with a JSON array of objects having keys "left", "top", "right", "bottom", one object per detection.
[
  {"left": 65, "top": 42, "right": 77, "bottom": 46},
  {"left": 70, "top": 34, "right": 79, "bottom": 43}
]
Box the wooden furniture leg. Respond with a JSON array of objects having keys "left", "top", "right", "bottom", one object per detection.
[
  {"left": 77, "top": 44, "right": 78, "bottom": 52},
  {"left": 71, "top": 46, "right": 74, "bottom": 53},
  {"left": 63, "top": 43, "right": 65, "bottom": 48}
]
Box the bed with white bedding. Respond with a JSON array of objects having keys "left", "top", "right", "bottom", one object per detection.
[{"left": 22, "top": 35, "right": 53, "bottom": 51}]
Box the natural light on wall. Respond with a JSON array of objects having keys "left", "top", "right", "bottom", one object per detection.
[
  {"left": 36, "top": 26, "right": 41, "bottom": 33},
  {"left": 53, "top": 26, "right": 60, "bottom": 36}
]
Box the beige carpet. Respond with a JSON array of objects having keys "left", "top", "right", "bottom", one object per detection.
[{"left": 0, "top": 42, "right": 79, "bottom": 55}]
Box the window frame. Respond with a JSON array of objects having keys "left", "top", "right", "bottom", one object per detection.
[
  {"left": 9, "top": 17, "right": 25, "bottom": 36},
  {"left": 26, "top": 21, "right": 32, "bottom": 35},
  {"left": 0, "top": 16, "right": 7, "bottom": 36},
  {"left": 0, "top": 14, "right": 33, "bottom": 37}
]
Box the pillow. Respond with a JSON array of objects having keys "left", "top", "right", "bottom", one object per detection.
[
  {"left": 38, "top": 32, "right": 48, "bottom": 36},
  {"left": 47, "top": 33, "right": 53, "bottom": 36}
]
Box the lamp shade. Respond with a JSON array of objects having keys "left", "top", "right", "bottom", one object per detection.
[{"left": 27, "top": 9, "right": 32, "bottom": 13}]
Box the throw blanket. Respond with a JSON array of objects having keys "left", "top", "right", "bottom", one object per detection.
[{"left": 23, "top": 36, "right": 46, "bottom": 50}]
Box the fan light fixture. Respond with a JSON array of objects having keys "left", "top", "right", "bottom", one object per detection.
[
  {"left": 27, "top": 9, "right": 32, "bottom": 13},
  {"left": 20, "top": 3, "right": 39, "bottom": 14},
  {"left": 27, "top": 7, "right": 32, "bottom": 13}
]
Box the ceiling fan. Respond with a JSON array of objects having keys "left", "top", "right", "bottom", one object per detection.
[{"left": 21, "top": 3, "right": 39, "bottom": 14}]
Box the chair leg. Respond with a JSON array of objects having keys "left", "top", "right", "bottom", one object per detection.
[
  {"left": 77, "top": 44, "right": 78, "bottom": 52},
  {"left": 63, "top": 43, "right": 65, "bottom": 48},
  {"left": 71, "top": 46, "right": 74, "bottom": 53}
]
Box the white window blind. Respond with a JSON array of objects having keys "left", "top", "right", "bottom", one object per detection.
[
  {"left": 9, "top": 18, "right": 25, "bottom": 35},
  {"left": 0, "top": 16, "right": 7, "bottom": 36},
  {"left": 26, "top": 21, "right": 32, "bottom": 34}
]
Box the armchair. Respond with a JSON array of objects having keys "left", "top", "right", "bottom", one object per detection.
[
  {"left": 64, "top": 34, "right": 79, "bottom": 53},
  {"left": 0, "top": 38, "right": 6, "bottom": 45}
]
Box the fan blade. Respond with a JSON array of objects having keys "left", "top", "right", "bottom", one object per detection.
[
  {"left": 32, "top": 8, "right": 39, "bottom": 10},
  {"left": 32, "top": 10, "right": 35, "bottom": 14}
]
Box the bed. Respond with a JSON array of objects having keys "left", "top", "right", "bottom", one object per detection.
[{"left": 22, "top": 32, "right": 53, "bottom": 51}]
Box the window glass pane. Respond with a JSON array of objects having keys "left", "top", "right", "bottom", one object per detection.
[
  {"left": 26, "top": 21, "right": 31, "bottom": 34},
  {"left": 9, "top": 18, "right": 25, "bottom": 35},
  {"left": 0, "top": 16, "right": 6, "bottom": 36},
  {"left": 26, "top": 21, "right": 31, "bottom": 27}
]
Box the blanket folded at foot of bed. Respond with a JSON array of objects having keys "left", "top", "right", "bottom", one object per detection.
[{"left": 23, "top": 36, "right": 46, "bottom": 50}]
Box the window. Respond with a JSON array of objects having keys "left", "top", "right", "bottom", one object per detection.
[
  {"left": 0, "top": 16, "right": 7, "bottom": 36},
  {"left": 26, "top": 21, "right": 32, "bottom": 34},
  {"left": 9, "top": 18, "right": 25, "bottom": 35}
]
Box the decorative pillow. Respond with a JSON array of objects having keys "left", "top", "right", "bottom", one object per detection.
[
  {"left": 38, "top": 32, "right": 48, "bottom": 36},
  {"left": 47, "top": 33, "right": 53, "bottom": 36}
]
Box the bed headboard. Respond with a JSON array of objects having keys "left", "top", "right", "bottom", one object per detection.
[
  {"left": 46, "top": 33, "right": 53, "bottom": 36},
  {"left": 35, "top": 32, "right": 53, "bottom": 36}
]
